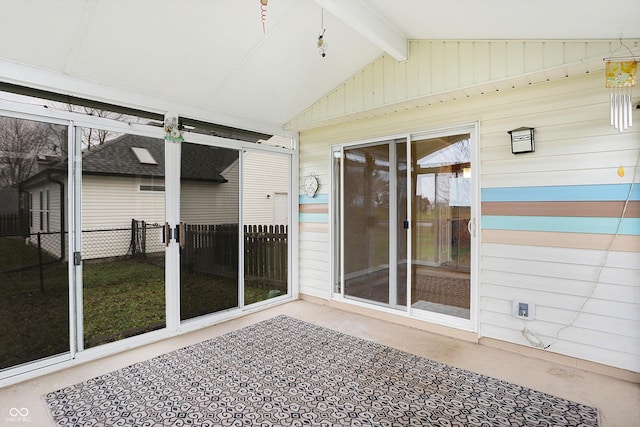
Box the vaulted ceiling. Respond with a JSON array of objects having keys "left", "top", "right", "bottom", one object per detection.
[{"left": 1, "top": 0, "right": 639, "bottom": 136}]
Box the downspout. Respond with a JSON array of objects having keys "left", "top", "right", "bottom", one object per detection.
[{"left": 46, "top": 172, "right": 65, "bottom": 261}]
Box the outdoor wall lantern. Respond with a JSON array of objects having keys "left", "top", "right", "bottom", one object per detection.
[{"left": 508, "top": 127, "right": 535, "bottom": 154}]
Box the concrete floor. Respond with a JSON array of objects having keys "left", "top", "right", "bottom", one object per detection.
[{"left": 1, "top": 299, "right": 638, "bottom": 426}]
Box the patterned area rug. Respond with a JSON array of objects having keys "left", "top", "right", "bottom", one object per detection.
[{"left": 44, "top": 315, "right": 599, "bottom": 426}]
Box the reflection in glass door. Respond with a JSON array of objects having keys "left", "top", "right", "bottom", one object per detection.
[
  {"left": 410, "top": 134, "right": 471, "bottom": 319},
  {"left": 0, "top": 115, "right": 71, "bottom": 370},
  {"left": 243, "top": 150, "right": 289, "bottom": 305},
  {"left": 80, "top": 131, "right": 166, "bottom": 348},
  {"left": 335, "top": 129, "right": 475, "bottom": 323},
  {"left": 342, "top": 139, "right": 407, "bottom": 309},
  {"left": 180, "top": 143, "right": 240, "bottom": 320}
]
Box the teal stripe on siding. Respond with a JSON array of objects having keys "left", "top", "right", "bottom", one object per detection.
[
  {"left": 299, "top": 194, "right": 329, "bottom": 204},
  {"left": 481, "top": 184, "right": 639, "bottom": 202},
  {"left": 299, "top": 213, "right": 329, "bottom": 223},
  {"left": 481, "top": 215, "right": 640, "bottom": 235}
]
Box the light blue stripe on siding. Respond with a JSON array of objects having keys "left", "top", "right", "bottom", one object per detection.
[
  {"left": 481, "top": 215, "right": 640, "bottom": 235},
  {"left": 299, "top": 213, "right": 329, "bottom": 223},
  {"left": 299, "top": 194, "right": 329, "bottom": 204},
  {"left": 481, "top": 184, "right": 639, "bottom": 202}
]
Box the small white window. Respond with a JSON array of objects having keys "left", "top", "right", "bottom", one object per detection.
[
  {"left": 139, "top": 185, "right": 165, "bottom": 192},
  {"left": 131, "top": 147, "right": 158, "bottom": 165}
]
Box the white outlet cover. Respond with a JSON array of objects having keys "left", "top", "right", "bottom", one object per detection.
[{"left": 512, "top": 300, "right": 535, "bottom": 320}]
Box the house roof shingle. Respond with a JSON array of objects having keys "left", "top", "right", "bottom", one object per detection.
[{"left": 22, "top": 133, "right": 238, "bottom": 186}]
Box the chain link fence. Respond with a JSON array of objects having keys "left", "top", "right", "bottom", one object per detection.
[
  {"left": 0, "top": 219, "right": 165, "bottom": 294},
  {"left": 82, "top": 219, "right": 165, "bottom": 266}
]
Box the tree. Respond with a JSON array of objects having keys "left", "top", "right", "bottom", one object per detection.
[
  {"left": 0, "top": 117, "right": 53, "bottom": 188},
  {"left": 61, "top": 105, "right": 138, "bottom": 151}
]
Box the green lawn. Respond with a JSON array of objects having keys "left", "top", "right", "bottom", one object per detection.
[
  {"left": 82, "top": 259, "right": 166, "bottom": 348},
  {"left": 1, "top": 237, "right": 286, "bottom": 370},
  {"left": 0, "top": 237, "right": 70, "bottom": 369}
]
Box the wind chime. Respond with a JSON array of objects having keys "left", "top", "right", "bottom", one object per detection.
[
  {"left": 260, "top": 0, "right": 268, "bottom": 33},
  {"left": 605, "top": 37, "right": 638, "bottom": 132}
]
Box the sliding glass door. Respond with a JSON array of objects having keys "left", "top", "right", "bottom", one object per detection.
[
  {"left": 80, "top": 129, "right": 166, "bottom": 349},
  {"left": 410, "top": 133, "right": 472, "bottom": 320},
  {"left": 0, "top": 115, "right": 71, "bottom": 370},
  {"left": 336, "top": 126, "right": 476, "bottom": 326},
  {"left": 342, "top": 139, "right": 407, "bottom": 309},
  {"left": 179, "top": 144, "right": 291, "bottom": 321},
  {"left": 0, "top": 100, "right": 294, "bottom": 379},
  {"left": 242, "top": 150, "right": 290, "bottom": 305},
  {"left": 179, "top": 143, "right": 240, "bottom": 320}
]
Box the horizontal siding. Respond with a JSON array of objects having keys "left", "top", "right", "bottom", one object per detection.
[
  {"left": 82, "top": 176, "right": 165, "bottom": 229},
  {"left": 81, "top": 176, "right": 165, "bottom": 259},
  {"left": 480, "top": 242, "right": 640, "bottom": 371},
  {"left": 299, "top": 230, "right": 330, "bottom": 299},
  {"left": 299, "top": 144, "right": 331, "bottom": 197},
  {"left": 482, "top": 230, "right": 639, "bottom": 252},
  {"left": 180, "top": 180, "right": 237, "bottom": 224},
  {"left": 482, "top": 216, "right": 639, "bottom": 235},
  {"left": 299, "top": 194, "right": 329, "bottom": 225},
  {"left": 482, "top": 184, "right": 640, "bottom": 202},
  {"left": 298, "top": 65, "right": 640, "bottom": 371},
  {"left": 482, "top": 201, "right": 640, "bottom": 217},
  {"left": 298, "top": 140, "right": 332, "bottom": 299},
  {"left": 243, "top": 152, "right": 289, "bottom": 225}
]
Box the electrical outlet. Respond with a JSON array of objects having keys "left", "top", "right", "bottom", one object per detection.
[
  {"left": 519, "top": 302, "right": 529, "bottom": 317},
  {"left": 512, "top": 300, "right": 535, "bottom": 320}
]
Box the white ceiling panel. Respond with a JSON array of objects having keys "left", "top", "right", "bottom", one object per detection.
[
  {"left": 1, "top": 0, "right": 639, "bottom": 134},
  {"left": 208, "top": 1, "right": 381, "bottom": 125},
  {"left": 369, "top": 0, "right": 640, "bottom": 40}
]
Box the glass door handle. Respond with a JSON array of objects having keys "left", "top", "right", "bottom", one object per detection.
[
  {"left": 467, "top": 218, "right": 475, "bottom": 237},
  {"left": 178, "top": 222, "right": 185, "bottom": 248},
  {"left": 164, "top": 222, "right": 171, "bottom": 247}
]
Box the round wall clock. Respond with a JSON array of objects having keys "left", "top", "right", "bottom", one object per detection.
[{"left": 303, "top": 174, "right": 319, "bottom": 197}]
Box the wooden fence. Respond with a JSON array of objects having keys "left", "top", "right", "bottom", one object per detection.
[
  {"left": 0, "top": 213, "right": 29, "bottom": 236},
  {"left": 244, "top": 224, "right": 288, "bottom": 290},
  {"left": 182, "top": 223, "right": 287, "bottom": 290}
]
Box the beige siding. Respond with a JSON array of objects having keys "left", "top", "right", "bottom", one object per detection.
[
  {"left": 242, "top": 151, "right": 289, "bottom": 225},
  {"left": 299, "top": 231, "right": 331, "bottom": 299},
  {"left": 82, "top": 175, "right": 165, "bottom": 259},
  {"left": 298, "top": 70, "right": 640, "bottom": 372},
  {"left": 82, "top": 176, "right": 165, "bottom": 229},
  {"left": 287, "top": 39, "right": 640, "bottom": 131},
  {"left": 181, "top": 161, "right": 239, "bottom": 224}
]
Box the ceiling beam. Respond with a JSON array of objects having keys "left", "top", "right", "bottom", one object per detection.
[{"left": 315, "top": 0, "right": 408, "bottom": 61}]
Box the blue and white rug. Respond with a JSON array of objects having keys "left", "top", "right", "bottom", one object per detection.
[{"left": 44, "top": 315, "right": 599, "bottom": 426}]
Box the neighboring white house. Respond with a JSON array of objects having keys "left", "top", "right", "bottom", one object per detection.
[{"left": 20, "top": 133, "right": 289, "bottom": 260}]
